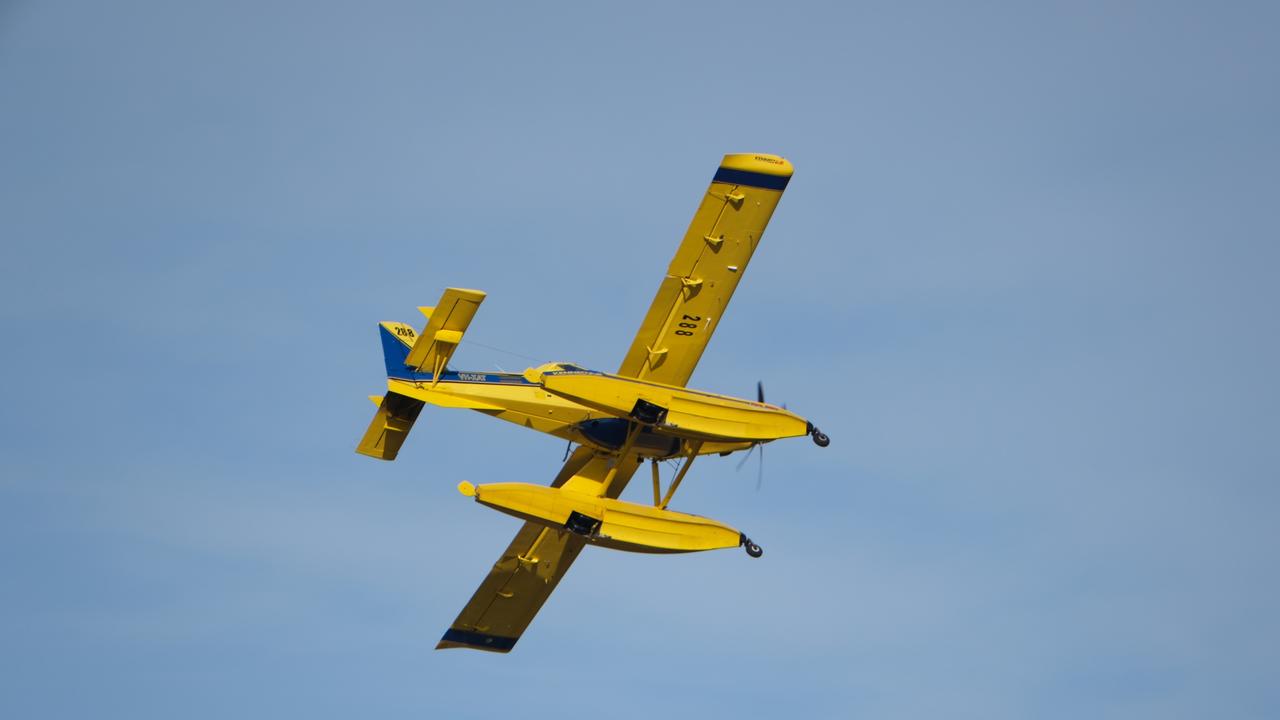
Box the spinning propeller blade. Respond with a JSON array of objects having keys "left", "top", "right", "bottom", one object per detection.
[{"left": 742, "top": 380, "right": 766, "bottom": 489}]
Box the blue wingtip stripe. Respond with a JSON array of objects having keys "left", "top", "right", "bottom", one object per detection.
[
  {"left": 440, "top": 628, "right": 518, "bottom": 651},
  {"left": 712, "top": 166, "right": 791, "bottom": 191}
]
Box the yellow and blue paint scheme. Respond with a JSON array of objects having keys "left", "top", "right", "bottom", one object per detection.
[
  {"left": 359, "top": 153, "right": 813, "bottom": 653},
  {"left": 359, "top": 318, "right": 810, "bottom": 460}
]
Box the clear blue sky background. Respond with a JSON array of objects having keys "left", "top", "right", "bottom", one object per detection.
[{"left": 2, "top": 1, "right": 1277, "bottom": 717}]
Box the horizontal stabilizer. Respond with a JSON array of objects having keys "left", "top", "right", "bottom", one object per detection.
[
  {"left": 404, "top": 288, "right": 486, "bottom": 380},
  {"left": 356, "top": 391, "right": 425, "bottom": 461}
]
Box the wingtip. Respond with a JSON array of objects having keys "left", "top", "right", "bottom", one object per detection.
[
  {"left": 437, "top": 628, "right": 518, "bottom": 653},
  {"left": 434, "top": 641, "right": 512, "bottom": 654},
  {"left": 719, "top": 152, "right": 793, "bottom": 177}
]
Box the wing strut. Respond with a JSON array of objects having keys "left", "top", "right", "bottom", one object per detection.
[{"left": 650, "top": 459, "right": 662, "bottom": 506}]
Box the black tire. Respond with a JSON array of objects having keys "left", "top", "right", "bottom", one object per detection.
[
  {"left": 744, "top": 539, "right": 763, "bottom": 558},
  {"left": 812, "top": 430, "right": 830, "bottom": 447}
]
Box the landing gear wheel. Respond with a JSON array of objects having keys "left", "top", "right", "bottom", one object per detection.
[
  {"left": 812, "top": 429, "right": 830, "bottom": 447},
  {"left": 744, "top": 538, "right": 763, "bottom": 558}
]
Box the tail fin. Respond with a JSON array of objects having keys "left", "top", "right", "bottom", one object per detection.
[
  {"left": 359, "top": 288, "right": 485, "bottom": 461},
  {"left": 357, "top": 322, "right": 426, "bottom": 461},
  {"left": 379, "top": 322, "right": 418, "bottom": 377}
]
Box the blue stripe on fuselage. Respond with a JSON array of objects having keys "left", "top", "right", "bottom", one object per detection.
[
  {"left": 379, "top": 325, "right": 537, "bottom": 384},
  {"left": 387, "top": 366, "right": 536, "bottom": 384}
]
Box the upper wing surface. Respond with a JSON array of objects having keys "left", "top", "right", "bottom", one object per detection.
[{"left": 616, "top": 154, "right": 793, "bottom": 387}]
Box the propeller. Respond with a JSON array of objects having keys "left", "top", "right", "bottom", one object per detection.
[
  {"left": 737, "top": 379, "right": 829, "bottom": 486},
  {"left": 737, "top": 381, "right": 767, "bottom": 489},
  {"left": 734, "top": 440, "right": 764, "bottom": 490}
]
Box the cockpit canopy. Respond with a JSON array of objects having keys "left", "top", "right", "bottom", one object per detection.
[{"left": 531, "top": 362, "right": 588, "bottom": 374}]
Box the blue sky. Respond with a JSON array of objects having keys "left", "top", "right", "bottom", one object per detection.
[{"left": 2, "top": 1, "right": 1278, "bottom": 717}]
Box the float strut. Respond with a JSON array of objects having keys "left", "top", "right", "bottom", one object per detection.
[
  {"left": 650, "top": 459, "right": 662, "bottom": 507},
  {"left": 599, "top": 422, "right": 642, "bottom": 497},
  {"left": 660, "top": 441, "right": 703, "bottom": 509}
]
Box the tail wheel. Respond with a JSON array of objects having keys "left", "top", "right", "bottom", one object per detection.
[
  {"left": 744, "top": 538, "right": 763, "bottom": 558},
  {"left": 812, "top": 429, "right": 830, "bottom": 447}
]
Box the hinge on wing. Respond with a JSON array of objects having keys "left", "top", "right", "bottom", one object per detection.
[
  {"left": 710, "top": 189, "right": 746, "bottom": 207},
  {"left": 515, "top": 527, "right": 559, "bottom": 581},
  {"left": 646, "top": 345, "right": 668, "bottom": 368},
  {"left": 680, "top": 276, "right": 703, "bottom": 296},
  {"left": 703, "top": 234, "right": 724, "bottom": 250}
]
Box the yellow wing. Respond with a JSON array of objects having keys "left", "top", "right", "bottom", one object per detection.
[
  {"left": 616, "top": 153, "right": 793, "bottom": 387},
  {"left": 438, "top": 154, "right": 792, "bottom": 652},
  {"left": 435, "top": 524, "right": 586, "bottom": 652}
]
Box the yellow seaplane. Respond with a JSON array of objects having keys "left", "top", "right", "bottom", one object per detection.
[{"left": 356, "top": 153, "right": 828, "bottom": 653}]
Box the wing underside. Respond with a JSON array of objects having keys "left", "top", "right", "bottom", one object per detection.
[
  {"left": 437, "top": 447, "right": 617, "bottom": 652},
  {"left": 436, "top": 522, "right": 587, "bottom": 651}
]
